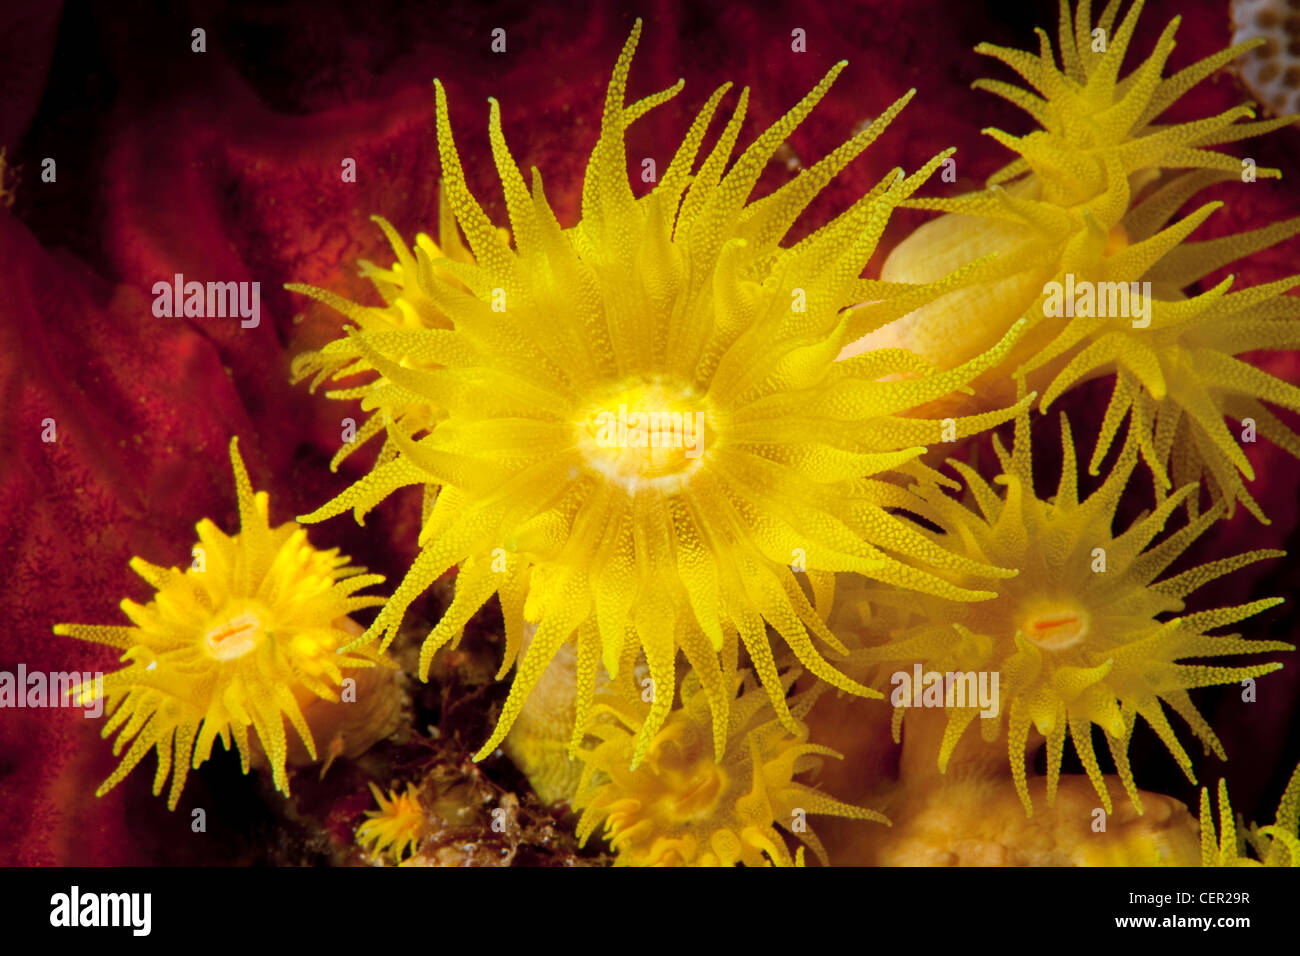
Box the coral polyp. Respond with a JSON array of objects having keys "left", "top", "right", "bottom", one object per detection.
[
  {"left": 292, "top": 20, "right": 1033, "bottom": 767},
  {"left": 357, "top": 781, "right": 427, "bottom": 863},
  {"left": 864, "top": 0, "right": 1300, "bottom": 521},
  {"left": 850, "top": 409, "right": 1293, "bottom": 815},
  {"left": 289, "top": 190, "right": 473, "bottom": 474},
  {"left": 573, "top": 671, "right": 884, "bottom": 866},
  {"left": 28, "top": 0, "right": 1300, "bottom": 875},
  {"left": 53, "top": 438, "right": 397, "bottom": 810}
]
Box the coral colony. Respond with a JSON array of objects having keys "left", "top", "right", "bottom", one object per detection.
[{"left": 53, "top": 1, "right": 1300, "bottom": 866}]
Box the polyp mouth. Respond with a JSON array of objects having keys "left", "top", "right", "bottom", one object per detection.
[
  {"left": 1023, "top": 606, "right": 1090, "bottom": 651},
  {"left": 577, "top": 374, "right": 712, "bottom": 490},
  {"left": 204, "top": 609, "right": 265, "bottom": 661}
]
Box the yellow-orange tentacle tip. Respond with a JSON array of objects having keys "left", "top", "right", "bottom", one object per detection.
[
  {"left": 292, "top": 19, "right": 1031, "bottom": 768},
  {"left": 1201, "top": 761, "right": 1300, "bottom": 866},
  {"left": 286, "top": 188, "right": 472, "bottom": 475},
  {"left": 850, "top": 406, "right": 1293, "bottom": 816},
  {"left": 52, "top": 437, "right": 399, "bottom": 810},
  {"left": 572, "top": 671, "right": 886, "bottom": 866},
  {"left": 865, "top": 0, "right": 1300, "bottom": 522}
]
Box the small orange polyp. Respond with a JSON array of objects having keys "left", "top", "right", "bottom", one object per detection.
[{"left": 1103, "top": 222, "right": 1129, "bottom": 258}]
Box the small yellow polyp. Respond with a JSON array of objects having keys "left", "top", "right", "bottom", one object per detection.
[
  {"left": 849, "top": 407, "right": 1293, "bottom": 815},
  {"left": 53, "top": 437, "right": 395, "bottom": 810}
]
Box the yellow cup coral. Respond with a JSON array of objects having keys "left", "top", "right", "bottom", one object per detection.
[
  {"left": 53, "top": 438, "right": 399, "bottom": 809},
  {"left": 289, "top": 188, "right": 475, "bottom": 476},
  {"left": 573, "top": 670, "right": 884, "bottom": 866},
  {"left": 856, "top": 0, "right": 1300, "bottom": 521},
  {"left": 291, "top": 20, "right": 1035, "bottom": 768},
  {"left": 849, "top": 408, "right": 1293, "bottom": 815},
  {"left": 357, "top": 781, "right": 427, "bottom": 863}
]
